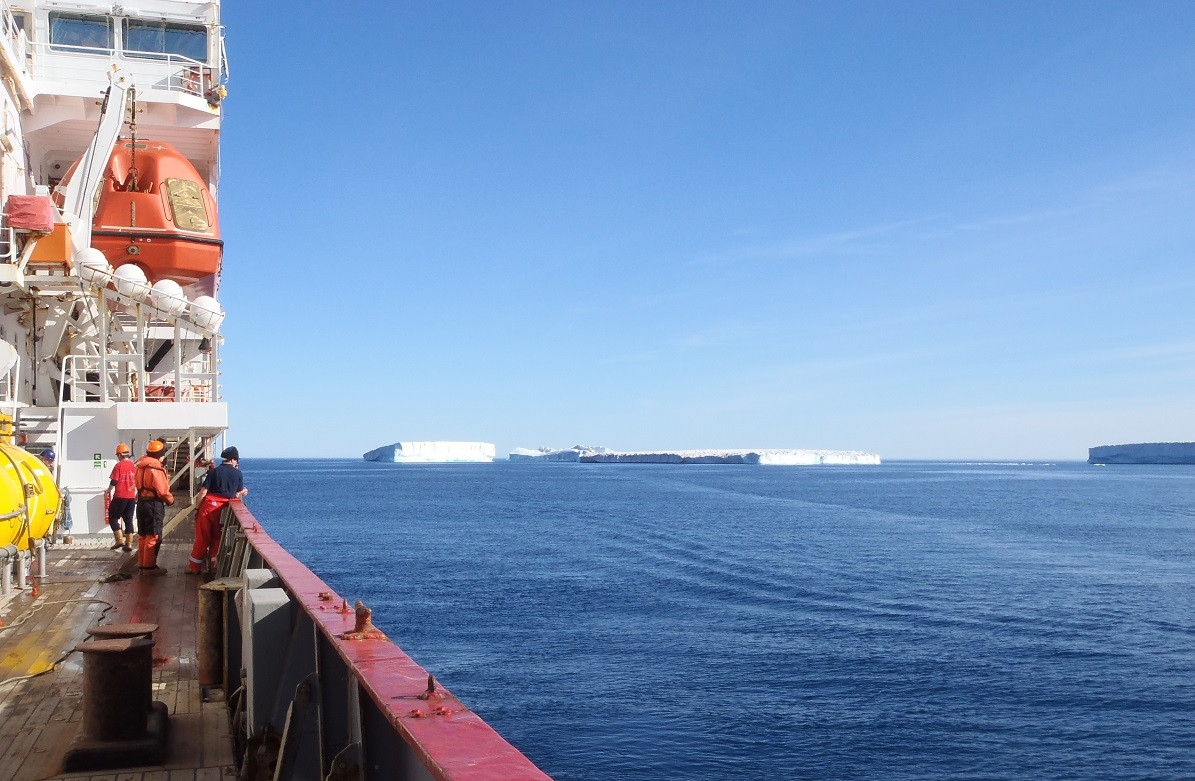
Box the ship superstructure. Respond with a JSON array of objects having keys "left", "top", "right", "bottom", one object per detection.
[{"left": 0, "top": 0, "right": 228, "bottom": 537}]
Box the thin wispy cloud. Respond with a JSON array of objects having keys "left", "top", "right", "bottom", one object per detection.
[
  {"left": 707, "top": 159, "right": 1195, "bottom": 270},
  {"left": 1064, "top": 340, "right": 1195, "bottom": 366},
  {"left": 706, "top": 217, "right": 937, "bottom": 264},
  {"left": 668, "top": 321, "right": 770, "bottom": 350}
]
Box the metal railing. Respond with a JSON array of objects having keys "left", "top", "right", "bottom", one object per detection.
[
  {"left": 60, "top": 353, "right": 218, "bottom": 404},
  {"left": 27, "top": 39, "right": 219, "bottom": 100},
  {"left": 0, "top": 5, "right": 28, "bottom": 70},
  {"left": 212, "top": 502, "right": 555, "bottom": 781},
  {"left": 0, "top": 224, "right": 15, "bottom": 262},
  {"left": 60, "top": 353, "right": 139, "bottom": 403}
]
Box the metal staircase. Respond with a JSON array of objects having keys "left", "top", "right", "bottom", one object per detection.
[{"left": 16, "top": 406, "right": 58, "bottom": 458}]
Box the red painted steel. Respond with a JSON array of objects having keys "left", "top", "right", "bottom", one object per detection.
[{"left": 230, "top": 502, "right": 554, "bottom": 781}]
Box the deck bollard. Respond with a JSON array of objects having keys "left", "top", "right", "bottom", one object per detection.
[
  {"left": 77, "top": 637, "right": 155, "bottom": 741},
  {"left": 198, "top": 583, "right": 223, "bottom": 686},
  {"left": 13, "top": 548, "right": 28, "bottom": 589},
  {"left": 198, "top": 578, "right": 241, "bottom": 688},
  {"left": 86, "top": 623, "right": 159, "bottom": 716},
  {"left": 62, "top": 634, "right": 170, "bottom": 771},
  {"left": 31, "top": 537, "right": 46, "bottom": 581},
  {"left": 0, "top": 544, "right": 14, "bottom": 595}
]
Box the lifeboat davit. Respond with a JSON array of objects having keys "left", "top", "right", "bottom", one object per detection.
[
  {"left": 68, "top": 140, "right": 222, "bottom": 288},
  {"left": 0, "top": 444, "right": 61, "bottom": 550}
]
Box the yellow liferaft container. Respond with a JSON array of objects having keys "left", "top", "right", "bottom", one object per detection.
[{"left": 0, "top": 443, "right": 61, "bottom": 550}]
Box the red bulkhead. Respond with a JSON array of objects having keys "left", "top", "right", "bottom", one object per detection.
[{"left": 72, "top": 141, "right": 222, "bottom": 287}]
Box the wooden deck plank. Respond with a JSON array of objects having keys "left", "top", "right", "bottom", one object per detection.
[
  {"left": 187, "top": 680, "right": 201, "bottom": 716},
  {"left": 165, "top": 712, "right": 204, "bottom": 770},
  {"left": 26, "top": 680, "right": 61, "bottom": 723},
  {"left": 1, "top": 604, "right": 53, "bottom": 679},
  {"left": 49, "top": 689, "right": 81, "bottom": 725},
  {"left": 0, "top": 723, "right": 43, "bottom": 781},
  {"left": 199, "top": 701, "right": 233, "bottom": 769},
  {"left": 17, "top": 718, "right": 78, "bottom": 780},
  {"left": 0, "top": 693, "right": 34, "bottom": 749},
  {"left": 10, "top": 514, "right": 237, "bottom": 781}
]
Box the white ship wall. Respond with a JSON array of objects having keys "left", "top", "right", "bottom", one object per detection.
[{"left": 364, "top": 441, "right": 497, "bottom": 463}]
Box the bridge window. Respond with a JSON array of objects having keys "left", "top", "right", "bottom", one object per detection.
[
  {"left": 49, "top": 13, "right": 113, "bottom": 54},
  {"left": 123, "top": 19, "right": 207, "bottom": 61}
]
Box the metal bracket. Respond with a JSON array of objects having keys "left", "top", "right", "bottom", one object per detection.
[
  {"left": 324, "top": 742, "right": 363, "bottom": 781},
  {"left": 241, "top": 724, "right": 281, "bottom": 781},
  {"left": 272, "top": 674, "right": 319, "bottom": 781}
]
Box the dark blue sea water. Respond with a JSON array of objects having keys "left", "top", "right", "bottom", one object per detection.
[{"left": 243, "top": 459, "right": 1195, "bottom": 781}]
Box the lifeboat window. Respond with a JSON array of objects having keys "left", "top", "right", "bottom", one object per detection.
[
  {"left": 123, "top": 19, "right": 207, "bottom": 61},
  {"left": 49, "top": 14, "right": 113, "bottom": 54}
]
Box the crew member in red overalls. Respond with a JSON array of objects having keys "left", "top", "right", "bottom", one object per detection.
[
  {"left": 105, "top": 443, "right": 137, "bottom": 551},
  {"left": 187, "top": 446, "right": 248, "bottom": 574}
]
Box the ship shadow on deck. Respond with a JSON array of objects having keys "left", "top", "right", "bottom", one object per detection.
[{"left": 0, "top": 511, "right": 235, "bottom": 781}]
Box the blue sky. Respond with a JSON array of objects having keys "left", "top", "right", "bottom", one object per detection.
[{"left": 216, "top": 2, "right": 1195, "bottom": 460}]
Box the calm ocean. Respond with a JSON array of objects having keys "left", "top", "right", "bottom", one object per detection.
[{"left": 243, "top": 459, "right": 1195, "bottom": 781}]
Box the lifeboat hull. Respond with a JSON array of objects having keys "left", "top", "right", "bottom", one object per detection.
[
  {"left": 67, "top": 140, "right": 222, "bottom": 285},
  {"left": 93, "top": 230, "right": 223, "bottom": 285}
]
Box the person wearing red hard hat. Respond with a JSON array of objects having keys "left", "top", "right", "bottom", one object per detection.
[
  {"left": 187, "top": 445, "right": 247, "bottom": 574},
  {"left": 135, "top": 439, "right": 174, "bottom": 575},
  {"left": 104, "top": 443, "right": 136, "bottom": 552}
]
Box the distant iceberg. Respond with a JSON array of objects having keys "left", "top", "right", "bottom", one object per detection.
[
  {"left": 363, "top": 441, "right": 497, "bottom": 463},
  {"left": 1088, "top": 442, "right": 1195, "bottom": 465},
  {"left": 509, "top": 445, "right": 607, "bottom": 462},
  {"left": 578, "top": 448, "right": 880, "bottom": 465}
]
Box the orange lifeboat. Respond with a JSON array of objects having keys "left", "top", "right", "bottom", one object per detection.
[{"left": 67, "top": 140, "right": 222, "bottom": 287}]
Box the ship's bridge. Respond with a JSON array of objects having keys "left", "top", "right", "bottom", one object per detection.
[{"left": 2, "top": 0, "right": 225, "bottom": 188}]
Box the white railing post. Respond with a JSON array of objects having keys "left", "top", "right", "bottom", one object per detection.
[
  {"left": 100, "top": 287, "right": 110, "bottom": 403},
  {"left": 173, "top": 321, "right": 182, "bottom": 400}
]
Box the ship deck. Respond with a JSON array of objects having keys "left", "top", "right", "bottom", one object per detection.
[{"left": 0, "top": 515, "right": 234, "bottom": 781}]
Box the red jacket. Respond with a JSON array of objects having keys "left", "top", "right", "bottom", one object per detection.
[{"left": 109, "top": 458, "right": 137, "bottom": 499}]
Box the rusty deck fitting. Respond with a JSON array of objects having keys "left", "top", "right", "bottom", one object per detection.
[{"left": 340, "top": 600, "right": 386, "bottom": 641}]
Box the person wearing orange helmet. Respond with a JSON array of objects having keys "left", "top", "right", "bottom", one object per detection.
[
  {"left": 134, "top": 439, "right": 174, "bottom": 574},
  {"left": 104, "top": 443, "right": 136, "bottom": 552}
]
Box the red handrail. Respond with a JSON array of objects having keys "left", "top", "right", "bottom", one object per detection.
[{"left": 230, "top": 502, "right": 553, "bottom": 781}]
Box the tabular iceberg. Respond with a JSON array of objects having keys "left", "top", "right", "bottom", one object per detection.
[
  {"left": 1088, "top": 442, "right": 1195, "bottom": 465},
  {"left": 509, "top": 445, "right": 607, "bottom": 462},
  {"left": 363, "top": 441, "right": 497, "bottom": 463},
  {"left": 578, "top": 449, "right": 881, "bottom": 465}
]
